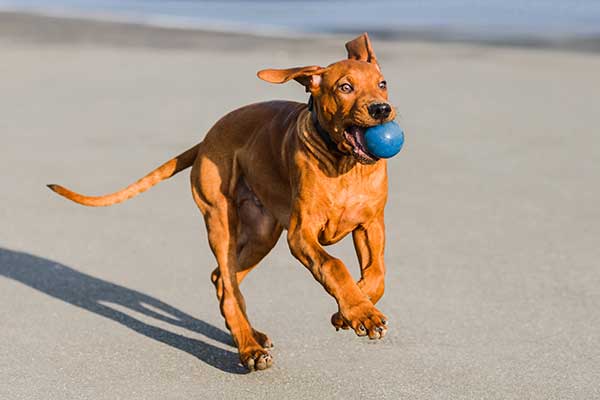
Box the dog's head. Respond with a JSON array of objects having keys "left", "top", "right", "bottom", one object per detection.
[{"left": 258, "top": 33, "right": 395, "bottom": 164}]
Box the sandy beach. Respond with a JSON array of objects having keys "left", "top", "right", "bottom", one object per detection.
[{"left": 1, "top": 12, "right": 599, "bottom": 399}]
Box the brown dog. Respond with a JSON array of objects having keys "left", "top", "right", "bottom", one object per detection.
[{"left": 48, "top": 33, "right": 396, "bottom": 371}]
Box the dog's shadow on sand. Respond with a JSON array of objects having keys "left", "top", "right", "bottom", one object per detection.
[{"left": 0, "top": 248, "right": 247, "bottom": 374}]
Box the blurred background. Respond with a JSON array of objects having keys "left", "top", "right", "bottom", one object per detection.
[
  {"left": 2, "top": 0, "right": 600, "bottom": 47},
  {"left": 1, "top": 2, "right": 599, "bottom": 399}
]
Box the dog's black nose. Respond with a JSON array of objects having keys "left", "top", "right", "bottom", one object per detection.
[{"left": 368, "top": 102, "right": 392, "bottom": 120}]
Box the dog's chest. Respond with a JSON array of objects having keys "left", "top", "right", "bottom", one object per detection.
[{"left": 318, "top": 172, "right": 386, "bottom": 245}]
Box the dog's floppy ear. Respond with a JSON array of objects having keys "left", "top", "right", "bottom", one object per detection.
[
  {"left": 257, "top": 65, "right": 328, "bottom": 91},
  {"left": 345, "top": 32, "right": 377, "bottom": 64}
]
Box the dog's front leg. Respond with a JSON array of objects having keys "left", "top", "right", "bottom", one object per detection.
[
  {"left": 331, "top": 216, "right": 387, "bottom": 334},
  {"left": 287, "top": 215, "right": 388, "bottom": 339}
]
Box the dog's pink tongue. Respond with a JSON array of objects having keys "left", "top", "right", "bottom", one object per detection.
[
  {"left": 355, "top": 128, "right": 368, "bottom": 149},
  {"left": 347, "top": 126, "right": 367, "bottom": 148}
]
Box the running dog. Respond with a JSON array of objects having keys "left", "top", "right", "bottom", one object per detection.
[{"left": 48, "top": 33, "right": 396, "bottom": 371}]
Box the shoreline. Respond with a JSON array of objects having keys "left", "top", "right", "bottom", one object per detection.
[{"left": 2, "top": 10, "right": 600, "bottom": 54}]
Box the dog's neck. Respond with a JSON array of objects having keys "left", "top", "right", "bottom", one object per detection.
[
  {"left": 307, "top": 95, "right": 343, "bottom": 155},
  {"left": 300, "top": 98, "right": 358, "bottom": 176}
]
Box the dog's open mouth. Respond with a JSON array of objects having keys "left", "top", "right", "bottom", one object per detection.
[{"left": 343, "top": 125, "right": 379, "bottom": 164}]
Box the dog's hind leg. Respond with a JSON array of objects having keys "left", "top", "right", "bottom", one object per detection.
[
  {"left": 210, "top": 233, "right": 282, "bottom": 349},
  {"left": 191, "top": 155, "right": 273, "bottom": 371},
  {"left": 210, "top": 180, "right": 283, "bottom": 348}
]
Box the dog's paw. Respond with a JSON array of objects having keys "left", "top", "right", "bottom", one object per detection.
[
  {"left": 339, "top": 301, "right": 388, "bottom": 340},
  {"left": 240, "top": 346, "right": 273, "bottom": 372},
  {"left": 253, "top": 329, "right": 274, "bottom": 349}
]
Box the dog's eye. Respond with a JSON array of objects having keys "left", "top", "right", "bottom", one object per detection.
[
  {"left": 339, "top": 83, "right": 354, "bottom": 93},
  {"left": 379, "top": 81, "right": 387, "bottom": 90}
]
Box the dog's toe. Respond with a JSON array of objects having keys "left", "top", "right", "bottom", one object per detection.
[
  {"left": 338, "top": 301, "right": 388, "bottom": 340},
  {"left": 255, "top": 353, "right": 273, "bottom": 370},
  {"left": 241, "top": 347, "right": 273, "bottom": 372}
]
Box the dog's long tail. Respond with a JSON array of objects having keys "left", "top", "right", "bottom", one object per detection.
[{"left": 47, "top": 143, "right": 200, "bottom": 207}]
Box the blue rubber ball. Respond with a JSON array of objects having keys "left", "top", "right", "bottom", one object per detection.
[{"left": 364, "top": 121, "right": 405, "bottom": 159}]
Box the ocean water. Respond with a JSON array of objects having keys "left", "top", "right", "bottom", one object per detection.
[{"left": 2, "top": 0, "right": 600, "bottom": 40}]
